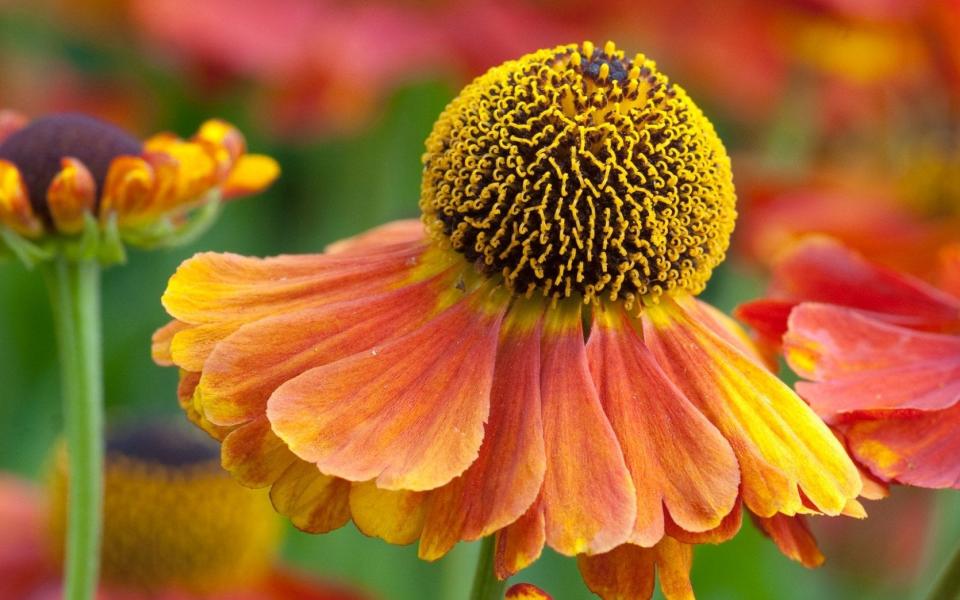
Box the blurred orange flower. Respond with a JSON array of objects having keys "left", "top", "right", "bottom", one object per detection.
[
  {"left": 0, "top": 423, "right": 367, "bottom": 600},
  {"left": 738, "top": 237, "right": 960, "bottom": 489}
]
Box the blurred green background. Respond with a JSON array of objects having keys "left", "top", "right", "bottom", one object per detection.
[{"left": 1, "top": 2, "right": 958, "bottom": 599}]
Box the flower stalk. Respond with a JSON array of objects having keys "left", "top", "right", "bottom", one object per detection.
[
  {"left": 43, "top": 256, "right": 104, "bottom": 600},
  {"left": 469, "top": 537, "right": 506, "bottom": 600}
]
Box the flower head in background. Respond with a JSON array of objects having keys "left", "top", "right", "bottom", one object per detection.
[
  {"left": 154, "top": 42, "right": 861, "bottom": 599},
  {"left": 0, "top": 111, "right": 278, "bottom": 266},
  {"left": 738, "top": 237, "right": 960, "bottom": 490},
  {"left": 0, "top": 422, "right": 366, "bottom": 600}
]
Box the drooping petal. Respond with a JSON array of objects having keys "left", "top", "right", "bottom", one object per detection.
[
  {"left": 786, "top": 304, "right": 960, "bottom": 416},
  {"left": 769, "top": 237, "right": 960, "bottom": 331},
  {"left": 0, "top": 160, "right": 42, "bottom": 237},
  {"left": 506, "top": 583, "right": 553, "bottom": 600},
  {"left": 847, "top": 402, "right": 960, "bottom": 489},
  {"left": 642, "top": 295, "right": 861, "bottom": 518},
  {"left": 587, "top": 306, "right": 739, "bottom": 546},
  {"left": 734, "top": 299, "right": 797, "bottom": 348},
  {"left": 161, "top": 238, "right": 427, "bottom": 326},
  {"left": 269, "top": 461, "right": 351, "bottom": 534},
  {"left": 222, "top": 154, "right": 280, "bottom": 199},
  {"left": 665, "top": 500, "right": 742, "bottom": 545},
  {"left": 325, "top": 219, "right": 425, "bottom": 255},
  {"left": 151, "top": 320, "right": 189, "bottom": 366},
  {"left": 419, "top": 304, "right": 545, "bottom": 560},
  {"left": 577, "top": 538, "right": 693, "bottom": 600},
  {"left": 349, "top": 481, "right": 426, "bottom": 545},
  {"left": 540, "top": 303, "right": 636, "bottom": 556},
  {"left": 47, "top": 158, "right": 95, "bottom": 234},
  {"left": 495, "top": 497, "right": 545, "bottom": 580},
  {"left": 221, "top": 417, "right": 297, "bottom": 489},
  {"left": 198, "top": 280, "right": 441, "bottom": 427},
  {"left": 268, "top": 292, "right": 505, "bottom": 491},
  {"left": 752, "top": 514, "right": 824, "bottom": 568}
]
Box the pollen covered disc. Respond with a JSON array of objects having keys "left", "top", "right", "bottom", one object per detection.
[{"left": 421, "top": 41, "right": 736, "bottom": 304}]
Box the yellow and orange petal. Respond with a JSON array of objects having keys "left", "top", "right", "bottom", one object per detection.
[
  {"left": 578, "top": 539, "right": 694, "bottom": 600},
  {"left": 740, "top": 238, "right": 960, "bottom": 491},
  {"left": 642, "top": 296, "right": 860, "bottom": 518},
  {"left": 506, "top": 582, "right": 553, "bottom": 600}
]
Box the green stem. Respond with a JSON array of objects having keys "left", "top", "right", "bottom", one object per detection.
[
  {"left": 44, "top": 257, "right": 103, "bottom": 600},
  {"left": 928, "top": 540, "right": 960, "bottom": 600},
  {"left": 469, "top": 536, "right": 507, "bottom": 600}
]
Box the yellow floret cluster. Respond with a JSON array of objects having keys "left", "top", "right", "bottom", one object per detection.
[
  {"left": 421, "top": 41, "right": 737, "bottom": 306},
  {"left": 48, "top": 446, "right": 280, "bottom": 593}
]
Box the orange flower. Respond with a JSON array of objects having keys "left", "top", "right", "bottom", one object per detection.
[
  {"left": 0, "top": 423, "right": 366, "bottom": 600},
  {"left": 738, "top": 237, "right": 960, "bottom": 489},
  {"left": 155, "top": 42, "right": 861, "bottom": 599},
  {"left": 0, "top": 111, "right": 278, "bottom": 265}
]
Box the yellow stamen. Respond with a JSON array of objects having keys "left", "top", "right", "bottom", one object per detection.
[{"left": 420, "top": 42, "right": 736, "bottom": 305}]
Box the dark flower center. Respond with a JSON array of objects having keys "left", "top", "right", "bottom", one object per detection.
[
  {"left": 107, "top": 422, "right": 219, "bottom": 467},
  {"left": 0, "top": 113, "right": 141, "bottom": 220}
]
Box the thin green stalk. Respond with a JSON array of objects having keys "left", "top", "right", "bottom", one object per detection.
[
  {"left": 469, "top": 536, "right": 507, "bottom": 600},
  {"left": 44, "top": 257, "right": 104, "bottom": 600},
  {"left": 928, "top": 541, "right": 960, "bottom": 600}
]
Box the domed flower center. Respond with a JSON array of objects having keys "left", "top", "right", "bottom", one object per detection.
[
  {"left": 0, "top": 114, "right": 141, "bottom": 220},
  {"left": 421, "top": 41, "right": 736, "bottom": 305},
  {"left": 48, "top": 423, "right": 280, "bottom": 593}
]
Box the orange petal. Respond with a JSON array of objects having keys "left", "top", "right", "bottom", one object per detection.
[
  {"left": 170, "top": 321, "right": 248, "bottom": 372},
  {"left": 418, "top": 306, "right": 546, "bottom": 560},
  {"left": 176, "top": 371, "right": 229, "bottom": 440},
  {"left": 198, "top": 281, "right": 439, "bottom": 428},
  {"left": 665, "top": 500, "right": 742, "bottom": 545},
  {"left": 46, "top": 157, "right": 95, "bottom": 234},
  {"left": 268, "top": 293, "right": 505, "bottom": 491},
  {"left": 786, "top": 304, "right": 960, "bottom": 416},
  {"left": 269, "top": 460, "right": 351, "bottom": 533},
  {"left": 642, "top": 295, "right": 861, "bottom": 518},
  {"left": 506, "top": 583, "right": 553, "bottom": 600},
  {"left": 162, "top": 242, "right": 426, "bottom": 326},
  {"left": 151, "top": 320, "right": 189, "bottom": 367},
  {"left": 325, "top": 219, "right": 425, "bottom": 255},
  {"left": 221, "top": 416, "right": 297, "bottom": 489},
  {"left": 847, "top": 402, "right": 960, "bottom": 489},
  {"left": 100, "top": 155, "right": 156, "bottom": 223},
  {"left": 578, "top": 538, "right": 694, "bottom": 600},
  {"left": 735, "top": 299, "right": 796, "bottom": 348},
  {"left": 540, "top": 303, "right": 635, "bottom": 556},
  {"left": 349, "top": 481, "right": 426, "bottom": 545},
  {"left": 588, "top": 306, "right": 739, "bottom": 546},
  {"left": 495, "top": 497, "right": 545, "bottom": 579},
  {"left": 769, "top": 237, "right": 960, "bottom": 331},
  {"left": 0, "top": 160, "right": 42, "bottom": 237},
  {"left": 752, "top": 513, "right": 825, "bottom": 568},
  {"left": 223, "top": 154, "right": 280, "bottom": 198}
]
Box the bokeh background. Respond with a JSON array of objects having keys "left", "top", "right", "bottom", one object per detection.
[{"left": 1, "top": 1, "right": 958, "bottom": 598}]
